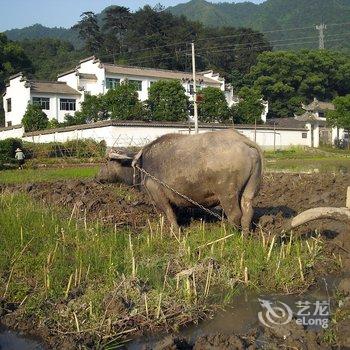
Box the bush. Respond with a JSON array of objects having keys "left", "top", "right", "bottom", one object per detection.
[
  {"left": 22, "top": 104, "right": 49, "bottom": 132},
  {"left": 147, "top": 80, "right": 189, "bottom": 121},
  {"left": 103, "top": 81, "right": 145, "bottom": 120},
  {"left": 0, "top": 138, "right": 23, "bottom": 166},
  {"left": 198, "top": 87, "right": 230, "bottom": 123}
]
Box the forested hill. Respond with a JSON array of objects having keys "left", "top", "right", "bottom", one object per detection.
[
  {"left": 4, "top": 24, "right": 82, "bottom": 48},
  {"left": 168, "top": 0, "right": 350, "bottom": 51}
]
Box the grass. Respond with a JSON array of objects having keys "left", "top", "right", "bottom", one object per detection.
[
  {"left": 0, "top": 166, "right": 99, "bottom": 184},
  {"left": 265, "top": 146, "right": 350, "bottom": 160},
  {"left": 0, "top": 193, "right": 331, "bottom": 347}
]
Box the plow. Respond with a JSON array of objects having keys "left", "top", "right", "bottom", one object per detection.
[{"left": 285, "top": 186, "right": 350, "bottom": 231}]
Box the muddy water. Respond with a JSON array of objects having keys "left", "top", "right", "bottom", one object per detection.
[
  {"left": 127, "top": 276, "right": 339, "bottom": 349},
  {"left": 266, "top": 158, "right": 350, "bottom": 173},
  {"left": 0, "top": 327, "right": 44, "bottom": 350}
]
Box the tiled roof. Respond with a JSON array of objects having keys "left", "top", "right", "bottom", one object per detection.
[
  {"left": 295, "top": 111, "right": 326, "bottom": 122},
  {"left": 303, "top": 98, "right": 335, "bottom": 111},
  {"left": 29, "top": 81, "right": 80, "bottom": 95},
  {"left": 103, "top": 64, "right": 222, "bottom": 85},
  {"left": 266, "top": 117, "right": 308, "bottom": 128}
]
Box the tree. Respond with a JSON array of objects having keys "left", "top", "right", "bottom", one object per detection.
[
  {"left": 198, "top": 87, "right": 230, "bottom": 123},
  {"left": 231, "top": 87, "right": 264, "bottom": 124},
  {"left": 72, "top": 12, "right": 103, "bottom": 54},
  {"left": 327, "top": 95, "right": 350, "bottom": 136},
  {"left": 102, "top": 6, "right": 132, "bottom": 60},
  {"left": 148, "top": 80, "right": 189, "bottom": 121},
  {"left": 103, "top": 81, "right": 144, "bottom": 120},
  {"left": 22, "top": 104, "right": 49, "bottom": 132},
  {"left": 19, "top": 38, "right": 86, "bottom": 81},
  {"left": 247, "top": 50, "right": 350, "bottom": 118},
  {"left": 73, "top": 94, "right": 107, "bottom": 124}
]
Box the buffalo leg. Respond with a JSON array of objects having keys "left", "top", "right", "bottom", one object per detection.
[
  {"left": 219, "top": 192, "right": 242, "bottom": 228},
  {"left": 144, "top": 178, "right": 180, "bottom": 233},
  {"left": 241, "top": 195, "right": 254, "bottom": 232}
]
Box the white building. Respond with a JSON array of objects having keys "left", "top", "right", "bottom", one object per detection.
[{"left": 3, "top": 56, "right": 231, "bottom": 127}]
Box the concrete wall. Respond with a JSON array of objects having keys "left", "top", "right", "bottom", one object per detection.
[
  {"left": 19, "top": 122, "right": 310, "bottom": 150},
  {"left": 0, "top": 125, "right": 24, "bottom": 140}
]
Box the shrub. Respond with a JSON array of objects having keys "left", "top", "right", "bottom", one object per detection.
[
  {"left": 0, "top": 138, "right": 23, "bottom": 166},
  {"left": 198, "top": 87, "right": 230, "bottom": 123},
  {"left": 147, "top": 80, "right": 189, "bottom": 121},
  {"left": 22, "top": 104, "right": 49, "bottom": 132}
]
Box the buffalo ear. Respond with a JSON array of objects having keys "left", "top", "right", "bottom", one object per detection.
[{"left": 108, "top": 151, "right": 133, "bottom": 167}]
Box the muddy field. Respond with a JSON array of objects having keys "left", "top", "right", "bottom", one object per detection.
[
  {"left": 2, "top": 172, "right": 349, "bottom": 236},
  {"left": 1, "top": 172, "right": 350, "bottom": 349}
]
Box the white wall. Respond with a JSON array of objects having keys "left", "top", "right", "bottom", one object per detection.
[
  {"left": 30, "top": 93, "right": 81, "bottom": 123},
  {"left": 3, "top": 76, "right": 31, "bottom": 126},
  {"left": 0, "top": 125, "right": 24, "bottom": 140},
  {"left": 20, "top": 123, "right": 310, "bottom": 150}
]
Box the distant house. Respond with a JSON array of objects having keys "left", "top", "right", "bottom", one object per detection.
[
  {"left": 267, "top": 97, "right": 344, "bottom": 147},
  {"left": 3, "top": 56, "right": 231, "bottom": 127}
]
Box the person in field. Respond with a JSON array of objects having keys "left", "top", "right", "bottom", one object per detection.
[{"left": 15, "top": 148, "right": 25, "bottom": 169}]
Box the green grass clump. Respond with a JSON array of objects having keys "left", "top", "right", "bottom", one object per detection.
[
  {"left": 0, "top": 193, "right": 329, "bottom": 346},
  {"left": 0, "top": 166, "right": 99, "bottom": 184}
]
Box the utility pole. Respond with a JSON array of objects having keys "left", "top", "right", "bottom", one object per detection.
[
  {"left": 316, "top": 23, "right": 326, "bottom": 50},
  {"left": 191, "top": 42, "right": 199, "bottom": 134}
]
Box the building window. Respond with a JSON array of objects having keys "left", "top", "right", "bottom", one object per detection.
[
  {"left": 188, "top": 84, "right": 202, "bottom": 94},
  {"left": 302, "top": 132, "right": 308, "bottom": 139},
  {"left": 106, "top": 78, "right": 120, "bottom": 89},
  {"left": 60, "top": 98, "right": 76, "bottom": 111},
  {"left": 6, "top": 98, "right": 11, "bottom": 112},
  {"left": 33, "top": 97, "right": 50, "bottom": 110},
  {"left": 129, "top": 80, "right": 143, "bottom": 91},
  {"left": 7, "top": 121, "right": 12, "bottom": 127}
]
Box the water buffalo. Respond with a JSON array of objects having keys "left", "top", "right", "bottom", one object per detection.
[{"left": 97, "top": 129, "right": 263, "bottom": 232}]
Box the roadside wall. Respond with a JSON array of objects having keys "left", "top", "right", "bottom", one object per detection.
[
  {"left": 0, "top": 125, "right": 24, "bottom": 140},
  {"left": 18, "top": 121, "right": 310, "bottom": 150}
]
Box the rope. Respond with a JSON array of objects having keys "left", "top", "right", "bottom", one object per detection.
[{"left": 134, "top": 165, "right": 223, "bottom": 221}]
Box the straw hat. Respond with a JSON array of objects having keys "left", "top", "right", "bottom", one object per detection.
[{"left": 15, "top": 148, "right": 22, "bottom": 152}]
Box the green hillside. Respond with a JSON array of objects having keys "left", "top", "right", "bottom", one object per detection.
[
  {"left": 168, "top": 0, "right": 350, "bottom": 51},
  {"left": 4, "top": 24, "right": 82, "bottom": 48}
]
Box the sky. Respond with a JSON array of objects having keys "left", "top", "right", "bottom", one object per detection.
[{"left": 0, "top": 0, "right": 265, "bottom": 31}]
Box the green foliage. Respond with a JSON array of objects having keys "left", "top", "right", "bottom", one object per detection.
[
  {"left": 103, "top": 81, "right": 145, "bottom": 120},
  {"left": 73, "top": 94, "right": 108, "bottom": 124},
  {"left": 19, "top": 38, "right": 86, "bottom": 81},
  {"left": 148, "top": 80, "right": 189, "bottom": 121},
  {"left": 72, "top": 11, "right": 103, "bottom": 53},
  {"left": 198, "top": 87, "right": 230, "bottom": 123},
  {"left": 247, "top": 50, "right": 350, "bottom": 118},
  {"left": 231, "top": 87, "right": 264, "bottom": 124},
  {"left": 0, "top": 138, "right": 22, "bottom": 166},
  {"left": 21, "top": 104, "right": 49, "bottom": 132},
  {"left": 327, "top": 95, "right": 350, "bottom": 130},
  {"left": 169, "top": 0, "right": 350, "bottom": 52},
  {"left": 4, "top": 24, "right": 82, "bottom": 48}
]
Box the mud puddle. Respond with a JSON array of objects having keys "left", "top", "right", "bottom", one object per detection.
[
  {"left": 127, "top": 275, "right": 337, "bottom": 349},
  {"left": 0, "top": 326, "right": 44, "bottom": 350}
]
